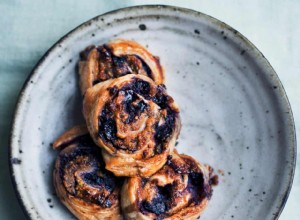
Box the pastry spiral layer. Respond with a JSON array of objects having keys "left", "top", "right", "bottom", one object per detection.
[
  {"left": 79, "top": 39, "right": 165, "bottom": 94},
  {"left": 53, "top": 126, "right": 122, "bottom": 220},
  {"left": 83, "top": 74, "right": 181, "bottom": 177},
  {"left": 121, "top": 151, "right": 213, "bottom": 220}
]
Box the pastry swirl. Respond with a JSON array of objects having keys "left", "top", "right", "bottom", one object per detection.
[
  {"left": 53, "top": 126, "right": 122, "bottom": 220},
  {"left": 79, "top": 39, "right": 165, "bottom": 95},
  {"left": 121, "top": 151, "right": 213, "bottom": 220},
  {"left": 83, "top": 74, "right": 181, "bottom": 177}
]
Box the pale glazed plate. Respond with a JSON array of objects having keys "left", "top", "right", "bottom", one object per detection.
[{"left": 10, "top": 5, "right": 296, "bottom": 220}]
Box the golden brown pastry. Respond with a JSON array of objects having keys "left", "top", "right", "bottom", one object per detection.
[
  {"left": 121, "top": 150, "right": 213, "bottom": 220},
  {"left": 78, "top": 39, "right": 165, "bottom": 95},
  {"left": 53, "top": 125, "right": 122, "bottom": 220},
  {"left": 83, "top": 74, "right": 181, "bottom": 177}
]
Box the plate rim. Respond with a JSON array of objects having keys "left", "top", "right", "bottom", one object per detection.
[{"left": 9, "top": 4, "right": 297, "bottom": 220}]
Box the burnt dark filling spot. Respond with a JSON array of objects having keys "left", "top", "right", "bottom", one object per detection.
[
  {"left": 135, "top": 55, "right": 152, "bottom": 78},
  {"left": 142, "top": 198, "right": 167, "bottom": 215},
  {"left": 102, "top": 118, "right": 117, "bottom": 140},
  {"left": 167, "top": 155, "right": 173, "bottom": 164},
  {"left": 77, "top": 135, "right": 96, "bottom": 147},
  {"left": 75, "top": 171, "right": 116, "bottom": 208},
  {"left": 120, "top": 78, "right": 151, "bottom": 100},
  {"left": 187, "top": 172, "right": 206, "bottom": 204},
  {"left": 108, "top": 86, "right": 119, "bottom": 96},
  {"left": 98, "top": 104, "right": 117, "bottom": 141},
  {"left": 112, "top": 55, "right": 132, "bottom": 76},
  {"left": 103, "top": 199, "right": 112, "bottom": 208},
  {"left": 155, "top": 144, "right": 163, "bottom": 154},
  {"left": 153, "top": 94, "right": 167, "bottom": 108},
  {"left": 154, "top": 111, "right": 177, "bottom": 143},
  {"left": 83, "top": 172, "right": 116, "bottom": 192},
  {"left": 98, "top": 45, "right": 112, "bottom": 60},
  {"left": 153, "top": 85, "right": 169, "bottom": 109},
  {"left": 57, "top": 134, "right": 94, "bottom": 149},
  {"left": 141, "top": 178, "right": 149, "bottom": 187},
  {"left": 83, "top": 172, "right": 104, "bottom": 185},
  {"left": 189, "top": 172, "right": 203, "bottom": 186},
  {"left": 80, "top": 45, "right": 96, "bottom": 61},
  {"left": 123, "top": 90, "right": 148, "bottom": 124},
  {"left": 159, "top": 84, "right": 167, "bottom": 89},
  {"left": 93, "top": 79, "right": 101, "bottom": 85},
  {"left": 112, "top": 55, "right": 127, "bottom": 67},
  {"left": 140, "top": 184, "right": 172, "bottom": 216},
  {"left": 131, "top": 79, "right": 151, "bottom": 97},
  {"left": 123, "top": 89, "right": 135, "bottom": 102},
  {"left": 137, "top": 100, "right": 147, "bottom": 111}
]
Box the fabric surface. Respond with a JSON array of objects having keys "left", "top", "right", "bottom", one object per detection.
[{"left": 0, "top": 0, "right": 299, "bottom": 219}]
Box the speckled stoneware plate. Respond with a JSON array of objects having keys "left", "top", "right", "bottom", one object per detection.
[{"left": 10, "top": 5, "right": 296, "bottom": 220}]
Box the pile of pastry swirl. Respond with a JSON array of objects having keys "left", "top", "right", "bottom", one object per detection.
[{"left": 53, "top": 40, "right": 215, "bottom": 220}]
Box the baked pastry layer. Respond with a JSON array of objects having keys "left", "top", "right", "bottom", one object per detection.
[
  {"left": 79, "top": 39, "right": 165, "bottom": 95},
  {"left": 121, "top": 150, "right": 213, "bottom": 220},
  {"left": 83, "top": 74, "right": 181, "bottom": 177},
  {"left": 53, "top": 125, "right": 122, "bottom": 220}
]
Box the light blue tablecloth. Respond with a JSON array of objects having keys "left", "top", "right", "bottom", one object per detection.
[{"left": 0, "top": 0, "right": 299, "bottom": 219}]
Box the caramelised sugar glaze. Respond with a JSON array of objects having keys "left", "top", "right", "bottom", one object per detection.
[{"left": 98, "top": 77, "right": 180, "bottom": 156}]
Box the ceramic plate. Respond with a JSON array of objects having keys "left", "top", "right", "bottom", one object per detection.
[{"left": 10, "top": 5, "right": 296, "bottom": 220}]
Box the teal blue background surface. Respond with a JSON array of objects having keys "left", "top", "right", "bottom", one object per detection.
[{"left": 1, "top": 0, "right": 299, "bottom": 219}]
